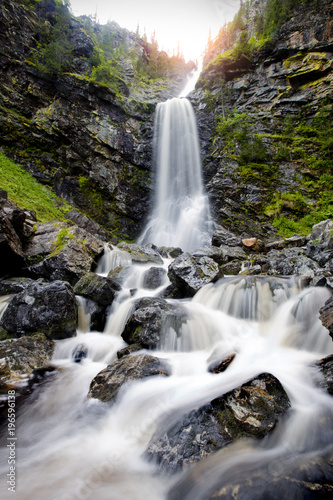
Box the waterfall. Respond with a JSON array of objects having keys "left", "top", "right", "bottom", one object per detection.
[
  {"left": 138, "top": 98, "right": 213, "bottom": 251},
  {"left": 1, "top": 98, "right": 333, "bottom": 500}
]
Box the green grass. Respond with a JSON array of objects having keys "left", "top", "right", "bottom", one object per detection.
[{"left": 0, "top": 151, "right": 71, "bottom": 222}]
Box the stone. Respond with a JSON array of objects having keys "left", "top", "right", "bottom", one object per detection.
[
  {"left": 0, "top": 277, "right": 36, "bottom": 295},
  {"left": 117, "top": 242, "right": 164, "bottom": 265},
  {"left": 0, "top": 333, "right": 54, "bottom": 387},
  {"left": 121, "top": 297, "right": 188, "bottom": 350},
  {"left": 74, "top": 272, "right": 121, "bottom": 306},
  {"left": 319, "top": 296, "right": 333, "bottom": 340},
  {"left": 88, "top": 353, "right": 170, "bottom": 403},
  {"left": 142, "top": 267, "right": 167, "bottom": 289},
  {"left": 221, "top": 260, "right": 242, "bottom": 275},
  {"left": 266, "top": 248, "right": 320, "bottom": 276},
  {"left": 168, "top": 252, "right": 222, "bottom": 297},
  {"left": 212, "top": 229, "right": 242, "bottom": 248},
  {"left": 242, "top": 238, "right": 265, "bottom": 252},
  {"left": 207, "top": 352, "right": 236, "bottom": 374},
  {"left": 317, "top": 354, "right": 333, "bottom": 395},
  {"left": 25, "top": 222, "right": 105, "bottom": 285},
  {"left": 0, "top": 280, "right": 77, "bottom": 340},
  {"left": 147, "top": 372, "right": 290, "bottom": 472}
]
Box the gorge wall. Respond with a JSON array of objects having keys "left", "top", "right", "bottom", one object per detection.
[
  {"left": 0, "top": 0, "right": 332, "bottom": 242},
  {"left": 0, "top": 0, "right": 190, "bottom": 241},
  {"left": 192, "top": 0, "right": 333, "bottom": 239}
]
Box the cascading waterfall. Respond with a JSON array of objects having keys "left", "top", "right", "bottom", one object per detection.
[
  {"left": 1, "top": 100, "right": 333, "bottom": 500},
  {"left": 138, "top": 97, "right": 213, "bottom": 251}
]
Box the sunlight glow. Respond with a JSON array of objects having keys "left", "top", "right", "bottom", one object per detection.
[{"left": 69, "top": 0, "right": 241, "bottom": 62}]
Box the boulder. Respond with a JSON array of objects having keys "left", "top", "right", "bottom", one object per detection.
[
  {"left": 0, "top": 277, "right": 36, "bottom": 295},
  {"left": 142, "top": 267, "right": 167, "bottom": 289},
  {"left": 65, "top": 209, "right": 109, "bottom": 241},
  {"left": 221, "top": 260, "right": 242, "bottom": 275},
  {"left": 212, "top": 229, "right": 242, "bottom": 248},
  {"left": 219, "top": 245, "right": 248, "bottom": 262},
  {"left": 121, "top": 297, "right": 188, "bottom": 349},
  {"left": 74, "top": 272, "right": 121, "bottom": 306},
  {"left": 242, "top": 238, "right": 265, "bottom": 252},
  {"left": 169, "top": 451, "right": 333, "bottom": 500},
  {"left": 88, "top": 353, "right": 170, "bottom": 403},
  {"left": 266, "top": 235, "right": 308, "bottom": 251},
  {"left": 168, "top": 252, "right": 222, "bottom": 297},
  {"left": 25, "top": 222, "right": 105, "bottom": 285},
  {"left": 317, "top": 354, "right": 333, "bottom": 395},
  {"left": 147, "top": 373, "right": 290, "bottom": 472},
  {"left": 0, "top": 280, "right": 77, "bottom": 340},
  {"left": 319, "top": 296, "right": 333, "bottom": 340},
  {"left": 117, "top": 242, "right": 164, "bottom": 265},
  {"left": 192, "top": 246, "right": 225, "bottom": 266},
  {"left": 0, "top": 333, "right": 54, "bottom": 388},
  {"left": 266, "top": 247, "right": 320, "bottom": 276}
]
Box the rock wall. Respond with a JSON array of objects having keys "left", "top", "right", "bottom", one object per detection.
[
  {"left": 0, "top": 0, "right": 186, "bottom": 241},
  {"left": 191, "top": 0, "right": 333, "bottom": 238}
]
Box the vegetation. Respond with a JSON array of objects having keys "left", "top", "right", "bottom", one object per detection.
[
  {"left": 211, "top": 99, "right": 332, "bottom": 237},
  {"left": 0, "top": 151, "right": 72, "bottom": 222},
  {"left": 200, "top": 0, "right": 312, "bottom": 86}
]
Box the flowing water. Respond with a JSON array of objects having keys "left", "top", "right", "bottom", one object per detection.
[
  {"left": 1, "top": 99, "right": 333, "bottom": 499},
  {"left": 138, "top": 98, "right": 213, "bottom": 251}
]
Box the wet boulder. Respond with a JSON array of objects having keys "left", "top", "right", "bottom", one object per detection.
[
  {"left": 266, "top": 247, "right": 320, "bottom": 276},
  {"left": 168, "top": 252, "right": 222, "bottom": 297},
  {"left": 319, "top": 295, "right": 333, "bottom": 340},
  {"left": 317, "top": 354, "right": 333, "bottom": 395},
  {"left": 0, "top": 333, "right": 55, "bottom": 388},
  {"left": 142, "top": 267, "right": 167, "bottom": 289},
  {"left": 25, "top": 222, "right": 105, "bottom": 285},
  {"left": 212, "top": 228, "right": 242, "bottom": 247},
  {"left": 88, "top": 353, "right": 170, "bottom": 403},
  {"left": 0, "top": 280, "right": 77, "bottom": 340},
  {"left": 117, "top": 242, "right": 164, "bottom": 265},
  {"left": 0, "top": 277, "right": 36, "bottom": 295},
  {"left": 122, "top": 297, "right": 188, "bottom": 349},
  {"left": 146, "top": 373, "right": 290, "bottom": 472},
  {"left": 74, "top": 272, "right": 121, "bottom": 306}
]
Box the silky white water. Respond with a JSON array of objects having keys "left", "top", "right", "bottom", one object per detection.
[
  {"left": 138, "top": 98, "right": 213, "bottom": 251},
  {"left": 1, "top": 100, "right": 333, "bottom": 500},
  {"left": 1, "top": 264, "right": 333, "bottom": 500}
]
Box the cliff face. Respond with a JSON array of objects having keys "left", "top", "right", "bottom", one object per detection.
[
  {"left": 1, "top": 0, "right": 332, "bottom": 242},
  {"left": 192, "top": 0, "right": 333, "bottom": 238},
  {"left": 0, "top": 0, "right": 188, "bottom": 241}
]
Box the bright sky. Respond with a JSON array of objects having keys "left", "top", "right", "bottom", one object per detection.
[{"left": 69, "top": 0, "right": 241, "bottom": 62}]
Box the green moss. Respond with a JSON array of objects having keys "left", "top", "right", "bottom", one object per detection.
[
  {"left": 0, "top": 151, "right": 72, "bottom": 222},
  {"left": 0, "top": 330, "right": 13, "bottom": 341}
]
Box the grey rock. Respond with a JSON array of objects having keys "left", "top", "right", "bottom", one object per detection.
[
  {"left": 25, "top": 222, "right": 104, "bottom": 285},
  {"left": 117, "top": 242, "right": 164, "bottom": 265},
  {"left": 168, "top": 252, "right": 222, "bottom": 297},
  {"left": 0, "top": 333, "right": 55, "bottom": 387},
  {"left": 319, "top": 295, "right": 333, "bottom": 340},
  {"left": 142, "top": 267, "right": 167, "bottom": 289},
  {"left": 0, "top": 277, "right": 36, "bottom": 295},
  {"left": 147, "top": 373, "right": 290, "bottom": 472},
  {"left": 88, "top": 353, "right": 170, "bottom": 403},
  {"left": 267, "top": 248, "right": 320, "bottom": 276},
  {"left": 121, "top": 297, "right": 188, "bottom": 349},
  {"left": 1, "top": 280, "right": 77, "bottom": 340},
  {"left": 74, "top": 272, "right": 121, "bottom": 306}
]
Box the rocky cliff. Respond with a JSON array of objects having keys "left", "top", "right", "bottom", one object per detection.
[
  {"left": 0, "top": 0, "right": 191, "bottom": 241},
  {"left": 191, "top": 0, "right": 333, "bottom": 239},
  {"left": 0, "top": 0, "right": 332, "bottom": 243}
]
